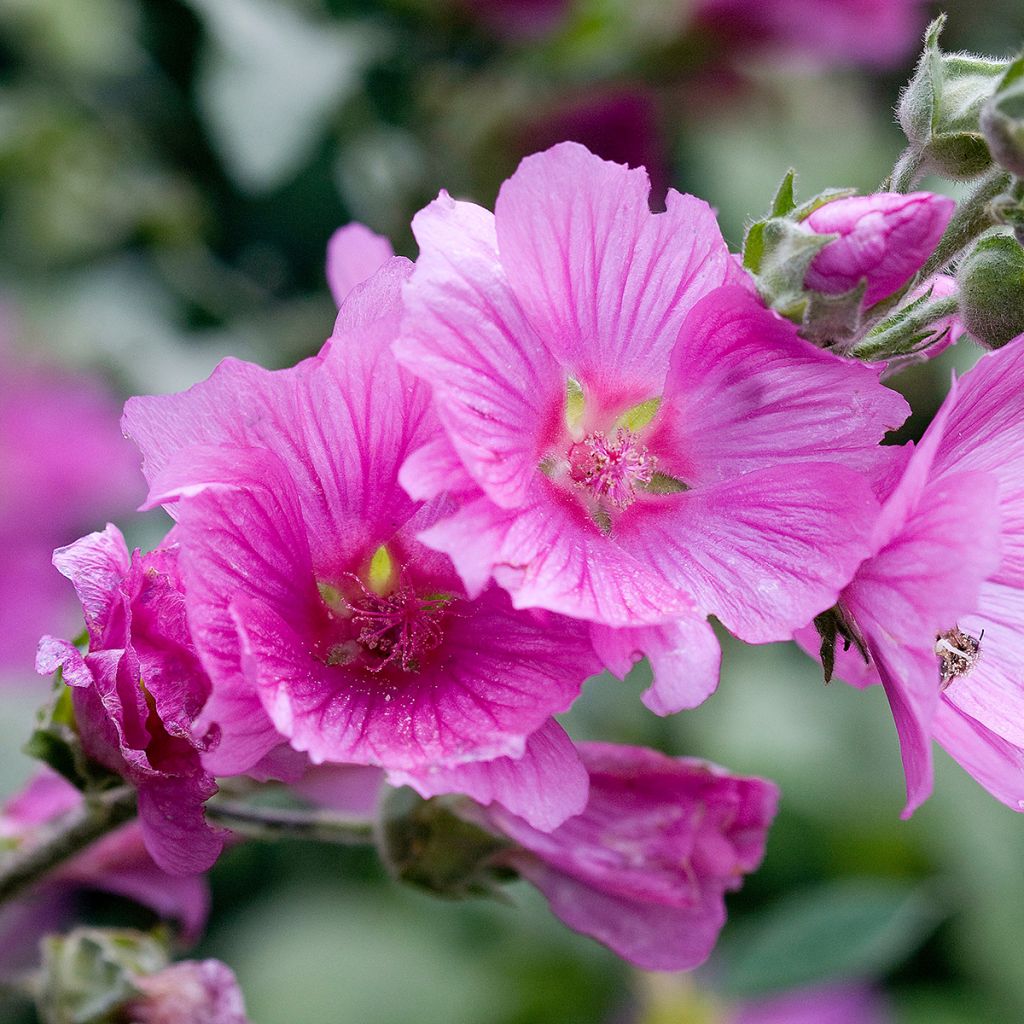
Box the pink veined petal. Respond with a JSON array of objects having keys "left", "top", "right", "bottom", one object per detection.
[
  {"left": 656, "top": 286, "right": 910, "bottom": 486},
  {"left": 416, "top": 492, "right": 695, "bottom": 626},
  {"left": 149, "top": 445, "right": 321, "bottom": 775},
  {"left": 326, "top": 222, "right": 395, "bottom": 307},
  {"left": 851, "top": 469, "right": 1001, "bottom": 645},
  {"left": 125, "top": 260, "right": 430, "bottom": 579},
  {"left": 232, "top": 586, "right": 596, "bottom": 773},
  {"left": 617, "top": 463, "right": 878, "bottom": 643},
  {"left": 514, "top": 859, "right": 727, "bottom": 971},
  {"left": 948, "top": 581, "right": 1024, "bottom": 749},
  {"left": 398, "top": 434, "right": 478, "bottom": 502},
  {"left": 396, "top": 191, "right": 562, "bottom": 509},
  {"left": 51, "top": 525, "right": 131, "bottom": 644},
  {"left": 388, "top": 720, "right": 589, "bottom": 832},
  {"left": 590, "top": 616, "right": 722, "bottom": 715},
  {"left": 865, "top": 633, "right": 938, "bottom": 818},
  {"left": 932, "top": 700, "right": 1024, "bottom": 812},
  {"left": 495, "top": 141, "right": 734, "bottom": 393},
  {"left": 136, "top": 775, "right": 225, "bottom": 877}
]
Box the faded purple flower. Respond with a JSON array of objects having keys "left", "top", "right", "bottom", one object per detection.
[
  {"left": 36, "top": 526, "right": 226, "bottom": 874},
  {"left": 479, "top": 744, "right": 778, "bottom": 970},
  {"left": 803, "top": 193, "right": 955, "bottom": 307}
]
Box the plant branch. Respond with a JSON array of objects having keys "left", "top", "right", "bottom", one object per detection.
[
  {"left": 206, "top": 800, "right": 376, "bottom": 846},
  {"left": 0, "top": 786, "right": 137, "bottom": 907}
]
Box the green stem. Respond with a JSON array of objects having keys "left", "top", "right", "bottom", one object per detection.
[
  {"left": 888, "top": 147, "right": 925, "bottom": 193},
  {"left": 0, "top": 787, "right": 137, "bottom": 907},
  {"left": 851, "top": 295, "right": 960, "bottom": 361},
  {"left": 206, "top": 800, "right": 376, "bottom": 846},
  {"left": 918, "top": 169, "right": 1013, "bottom": 279}
]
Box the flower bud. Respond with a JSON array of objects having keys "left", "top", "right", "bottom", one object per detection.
[
  {"left": 956, "top": 234, "right": 1024, "bottom": 349},
  {"left": 980, "top": 58, "right": 1024, "bottom": 178},
  {"left": 378, "top": 787, "right": 512, "bottom": 900},
  {"left": 897, "top": 15, "right": 1008, "bottom": 180},
  {"left": 803, "top": 192, "right": 955, "bottom": 306}
]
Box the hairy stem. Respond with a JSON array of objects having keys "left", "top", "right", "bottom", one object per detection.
[
  {"left": 206, "top": 800, "right": 376, "bottom": 846},
  {"left": 919, "top": 169, "right": 1013, "bottom": 279},
  {"left": 0, "top": 786, "right": 137, "bottom": 907},
  {"left": 888, "top": 147, "right": 925, "bottom": 193},
  {"left": 851, "top": 295, "right": 960, "bottom": 361}
]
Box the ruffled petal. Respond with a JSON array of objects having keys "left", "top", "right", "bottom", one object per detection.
[{"left": 326, "top": 222, "right": 395, "bottom": 307}]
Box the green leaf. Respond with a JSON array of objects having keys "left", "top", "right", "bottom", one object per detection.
[
  {"left": 770, "top": 169, "right": 797, "bottom": 218},
  {"left": 715, "top": 879, "right": 945, "bottom": 998}
]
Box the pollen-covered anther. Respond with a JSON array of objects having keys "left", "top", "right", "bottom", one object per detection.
[
  {"left": 347, "top": 579, "right": 450, "bottom": 674},
  {"left": 935, "top": 625, "right": 983, "bottom": 689},
  {"left": 567, "top": 428, "right": 655, "bottom": 510}
]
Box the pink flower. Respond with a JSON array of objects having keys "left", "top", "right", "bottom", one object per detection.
[
  {"left": 326, "top": 223, "right": 395, "bottom": 307},
  {"left": 694, "top": 0, "right": 927, "bottom": 69},
  {"left": 395, "top": 142, "right": 908, "bottom": 715},
  {"left": 126, "top": 959, "right": 250, "bottom": 1024},
  {"left": 735, "top": 984, "right": 892, "bottom": 1024},
  {"left": 802, "top": 193, "right": 955, "bottom": 307},
  {"left": 796, "top": 335, "right": 1024, "bottom": 814},
  {"left": 122, "top": 254, "right": 601, "bottom": 831},
  {"left": 0, "top": 336, "right": 141, "bottom": 677},
  {"left": 0, "top": 771, "right": 209, "bottom": 976},
  {"left": 36, "top": 526, "right": 226, "bottom": 875},
  {"left": 477, "top": 744, "right": 778, "bottom": 970}
]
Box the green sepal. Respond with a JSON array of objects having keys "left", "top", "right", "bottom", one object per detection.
[
  {"left": 641, "top": 471, "right": 689, "bottom": 495},
  {"left": 813, "top": 605, "right": 870, "bottom": 684},
  {"left": 770, "top": 169, "right": 797, "bottom": 218},
  {"left": 36, "top": 927, "right": 169, "bottom": 1024},
  {"left": 378, "top": 788, "right": 516, "bottom": 902}
]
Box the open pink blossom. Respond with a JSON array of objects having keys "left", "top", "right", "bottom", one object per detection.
[
  {"left": 0, "top": 334, "right": 141, "bottom": 677},
  {"left": 0, "top": 771, "right": 209, "bottom": 976},
  {"left": 126, "top": 959, "right": 250, "bottom": 1024},
  {"left": 476, "top": 744, "right": 778, "bottom": 970},
  {"left": 326, "top": 223, "right": 395, "bottom": 307},
  {"left": 802, "top": 192, "right": 954, "bottom": 308},
  {"left": 395, "top": 142, "right": 908, "bottom": 715},
  {"left": 796, "top": 336, "right": 1024, "bottom": 813},
  {"left": 36, "top": 526, "right": 226, "bottom": 875},
  {"left": 123, "top": 254, "right": 600, "bottom": 831}
]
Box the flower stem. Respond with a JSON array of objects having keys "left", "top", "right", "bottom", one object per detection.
[
  {"left": 851, "top": 295, "right": 960, "bottom": 361},
  {"left": 0, "top": 786, "right": 137, "bottom": 907},
  {"left": 205, "top": 800, "right": 376, "bottom": 846},
  {"left": 918, "top": 169, "right": 1013, "bottom": 279}
]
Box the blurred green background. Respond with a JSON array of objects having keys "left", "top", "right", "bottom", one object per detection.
[{"left": 2, "top": 1, "right": 1024, "bottom": 1021}]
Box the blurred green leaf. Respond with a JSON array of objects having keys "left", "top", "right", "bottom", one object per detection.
[{"left": 716, "top": 878, "right": 945, "bottom": 998}]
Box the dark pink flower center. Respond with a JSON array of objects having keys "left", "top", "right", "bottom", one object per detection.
[{"left": 567, "top": 429, "right": 654, "bottom": 511}]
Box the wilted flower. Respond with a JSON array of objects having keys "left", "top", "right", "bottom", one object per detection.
[
  {"left": 125, "top": 959, "right": 250, "bottom": 1024},
  {"left": 479, "top": 744, "right": 778, "bottom": 970},
  {"left": 36, "top": 527, "right": 226, "bottom": 874}
]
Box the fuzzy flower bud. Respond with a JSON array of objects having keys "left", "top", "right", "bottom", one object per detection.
[
  {"left": 956, "top": 234, "right": 1024, "bottom": 349},
  {"left": 897, "top": 15, "right": 1008, "bottom": 180},
  {"left": 980, "top": 58, "right": 1024, "bottom": 178},
  {"left": 803, "top": 192, "right": 955, "bottom": 306}
]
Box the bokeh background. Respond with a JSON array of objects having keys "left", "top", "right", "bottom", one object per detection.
[{"left": 2, "top": 2, "right": 1024, "bottom": 1021}]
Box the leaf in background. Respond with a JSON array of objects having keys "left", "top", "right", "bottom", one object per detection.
[
  {"left": 715, "top": 878, "right": 946, "bottom": 998},
  {"left": 185, "top": 0, "right": 384, "bottom": 193}
]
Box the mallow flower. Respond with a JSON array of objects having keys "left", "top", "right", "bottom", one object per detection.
[
  {"left": 123, "top": 959, "right": 250, "bottom": 1024},
  {"left": 36, "top": 526, "right": 226, "bottom": 875},
  {"left": 395, "top": 142, "right": 909, "bottom": 715},
  {"left": 796, "top": 335, "right": 1024, "bottom": 814},
  {"left": 123, "top": 254, "right": 601, "bottom": 831},
  {"left": 801, "top": 192, "right": 955, "bottom": 307},
  {"left": 475, "top": 744, "right": 778, "bottom": 970}
]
